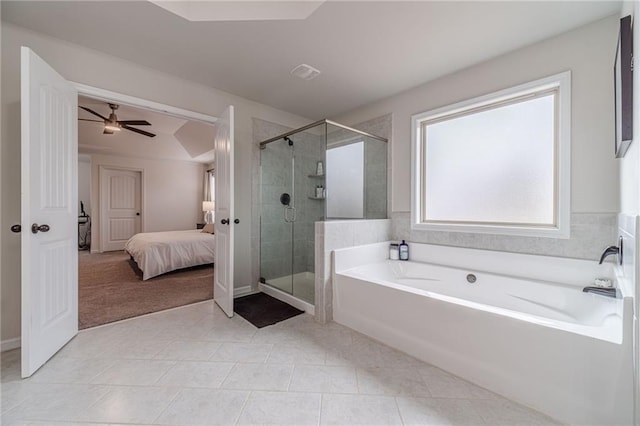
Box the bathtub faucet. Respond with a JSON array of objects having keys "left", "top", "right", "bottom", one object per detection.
[
  {"left": 599, "top": 238, "right": 623, "bottom": 265},
  {"left": 582, "top": 287, "right": 617, "bottom": 298}
]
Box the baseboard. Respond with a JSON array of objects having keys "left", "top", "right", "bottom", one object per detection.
[
  {"left": 234, "top": 285, "right": 254, "bottom": 297},
  {"left": 1, "top": 337, "right": 21, "bottom": 352}
]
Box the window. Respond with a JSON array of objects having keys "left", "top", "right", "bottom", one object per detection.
[{"left": 411, "top": 72, "right": 570, "bottom": 238}]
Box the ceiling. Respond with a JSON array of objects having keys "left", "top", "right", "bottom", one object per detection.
[
  {"left": 78, "top": 96, "right": 216, "bottom": 163},
  {"left": 2, "top": 1, "right": 621, "bottom": 119}
]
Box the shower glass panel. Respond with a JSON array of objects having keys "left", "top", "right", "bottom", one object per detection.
[
  {"left": 260, "top": 137, "right": 294, "bottom": 295},
  {"left": 259, "top": 119, "right": 387, "bottom": 307},
  {"left": 260, "top": 123, "right": 325, "bottom": 305}
]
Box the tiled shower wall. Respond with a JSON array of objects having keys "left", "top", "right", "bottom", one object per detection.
[{"left": 325, "top": 126, "right": 388, "bottom": 219}]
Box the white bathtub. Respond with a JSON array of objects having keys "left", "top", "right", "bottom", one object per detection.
[{"left": 333, "top": 242, "right": 634, "bottom": 425}]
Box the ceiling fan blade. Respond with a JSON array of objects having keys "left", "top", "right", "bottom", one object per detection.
[
  {"left": 122, "top": 125, "right": 156, "bottom": 138},
  {"left": 79, "top": 118, "right": 103, "bottom": 123},
  {"left": 118, "top": 120, "right": 151, "bottom": 126},
  {"left": 79, "top": 106, "right": 108, "bottom": 121}
]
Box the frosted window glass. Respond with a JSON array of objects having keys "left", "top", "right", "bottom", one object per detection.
[
  {"left": 327, "top": 142, "right": 364, "bottom": 218},
  {"left": 423, "top": 94, "right": 555, "bottom": 225}
]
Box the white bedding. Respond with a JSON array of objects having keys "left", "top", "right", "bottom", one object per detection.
[{"left": 124, "top": 230, "right": 215, "bottom": 280}]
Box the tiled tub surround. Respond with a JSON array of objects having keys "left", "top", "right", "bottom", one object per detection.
[
  {"left": 315, "top": 219, "right": 391, "bottom": 323},
  {"left": 333, "top": 241, "right": 634, "bottom": 425},
  {"left": 0, "top": 301, "right": 560, "bottom": 425},
  {"left": 392, "top": 211, "right": 618, "bottom": 260}
]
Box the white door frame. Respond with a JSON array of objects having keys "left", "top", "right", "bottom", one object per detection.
[{"left": 98, "top": 165, "right": 145, "bottom": 253}]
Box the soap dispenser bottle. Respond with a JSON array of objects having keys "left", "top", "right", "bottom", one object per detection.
[{"left": 399, "top": 240, "right": 409, "bottom": 261}]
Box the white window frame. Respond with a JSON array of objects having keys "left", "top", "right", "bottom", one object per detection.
[{"left": 410, "top": 71, "right": 571, "bottom": 239}]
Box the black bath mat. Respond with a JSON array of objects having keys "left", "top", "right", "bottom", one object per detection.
[{"left": 234, "top": 292, "right": 304, "bottom": 328}]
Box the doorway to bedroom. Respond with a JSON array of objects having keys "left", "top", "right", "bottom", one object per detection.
[{"left": 77, "top": 94, "right": 217, "bottom": 329}]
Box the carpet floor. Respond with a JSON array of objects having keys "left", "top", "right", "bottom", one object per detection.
[{"left": 79, "top": 251, "right": 213, "bottom": 329}]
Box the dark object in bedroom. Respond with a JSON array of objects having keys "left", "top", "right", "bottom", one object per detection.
[
  {"left": 197, "top": 223, "right": 205, "bottom": 229},
  {"left": 78, "top": 200, "right": 90, "bottom": 250},
  {"left": 234, "top": 292, "right": 304, "bottom": 328}
]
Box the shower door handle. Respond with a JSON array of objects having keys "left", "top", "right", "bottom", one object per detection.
[{"left": 283, "top": 206, "right": 296, "bottom": 223}]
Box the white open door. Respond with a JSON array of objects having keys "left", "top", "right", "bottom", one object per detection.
[
  {"left": 214, "top": 106, "right": 234, "bottom": 317},
  {"left": 21, "top": 47, "right": 78, "bottom": 377}
]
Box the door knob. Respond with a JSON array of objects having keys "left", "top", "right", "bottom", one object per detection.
[
  {"left": 31, "top": 223, "right": 50, "bottom": 234},
  {"left": 234, "top": 219, "right": 240, "bottom": 224},
  {"left": 10, "top": 224, "right": 21, "bottom": 233},
  {"left": 136, "top": 212, "right": 140, "bottom": 216},
  {"left": 221, "top": 218, "right": 229, "bottom": 225}
]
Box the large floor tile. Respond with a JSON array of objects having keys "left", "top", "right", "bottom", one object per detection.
[
  {"left": 357, "top": 367, "right": 432, "bottom": 397},
  {"left": 90, "top": 359, "right": 175, "bottom": 385},
  {"left": 397, "top": 397, "right": 486, "bottom": 426},
  {"left": 77, "top": 386, "right": 179, "bottom": 424},
  {"left": 27, "top": 357, "right": 114, "bottom": 384},
  {"left": 103, "top": 339, "right": 172, "bottom": 360},
  {"left": 469, "top": 399, "right": 562, "bottom": 426},
  {"left": 222, "top": 363, "right": 293, "bottom": 391},
  {"left": 201, "top": 323, "right": 257, "bottom": 342},
  {"left": 154, "top": 388, "right": 248, "bottom": 425},
  {"left": 1, "top": 383, "right": 110, "bottom": 423},
  {"left": 320, "top": 393, "right": 403, "bottom": 425},
  {"left": 156, "top": 361, "right": 234, "bottom": 388},
  {"left": 266, "top": 342, "right": 326, "bottom": 365},
  {"left": 237, "top": 390, "right": 321, "bottom": 425},
  {"left": 289, "top": 365, "right": 358, "bottom": 394},
  {"left": 420, "top": 367, "right": 500, "bottom": 400},
  {"left": 209, "top": 342, "right": 273, "bottom": 363},
  {"left": 153, "top": 340, "right": 221, "bottom": 361}
]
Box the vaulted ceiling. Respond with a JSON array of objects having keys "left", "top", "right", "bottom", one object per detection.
[
  {"left": 2, "top": 1, "right": 621, "bottom": 119},
  {"left": 78, "top": 96, "right": 215, "bottom": 163}
]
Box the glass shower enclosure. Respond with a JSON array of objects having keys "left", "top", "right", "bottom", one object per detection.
[{"left": 259, "top": 120, "right": 387, "bottom": 306}]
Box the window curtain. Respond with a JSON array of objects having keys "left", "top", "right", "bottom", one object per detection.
[{"left": 204, "top": 169, "right": 215, "bottom": 202}]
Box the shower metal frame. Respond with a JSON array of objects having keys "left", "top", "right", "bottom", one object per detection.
[{"left": 258, "top": 119, "right": 388, "bottom": 148}]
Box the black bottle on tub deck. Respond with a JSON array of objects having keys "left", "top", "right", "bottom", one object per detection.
[{"left": 399, "top": 240, "right": 409, "bottom": 261}]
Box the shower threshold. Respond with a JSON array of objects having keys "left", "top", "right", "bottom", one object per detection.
[{"left": 260, "top": 272, "right": 315, "bottom": 316}]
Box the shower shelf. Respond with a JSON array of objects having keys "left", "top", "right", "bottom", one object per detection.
[{"left": 308, "top": 174, "right": 325, "bottom": 179}]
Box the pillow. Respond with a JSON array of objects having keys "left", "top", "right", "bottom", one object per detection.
[{"left": 201, "top": 223, "right": 215, "bottom": 234}]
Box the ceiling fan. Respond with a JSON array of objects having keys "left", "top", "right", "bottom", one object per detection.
[{"left": 78, "top": 103, "right": 156, "bottom": 138}]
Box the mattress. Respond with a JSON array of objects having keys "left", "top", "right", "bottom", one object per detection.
[{"left": 124, "top": 230, "right": 215, "bottom": 280}]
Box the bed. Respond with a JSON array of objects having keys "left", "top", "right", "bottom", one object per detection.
[{"left": 124, "top": 229, "right": 215, "bottom": 280}]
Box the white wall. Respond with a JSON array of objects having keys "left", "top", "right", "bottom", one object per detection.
[
  {"left": 88, "top": 154, "right": 205, "bottom": 252},
  {"left": 334, "top": 16, "right": 620, "bottom": 215},
  {"left": 1, "top": 22, "right": 312, "bottom": 343}
]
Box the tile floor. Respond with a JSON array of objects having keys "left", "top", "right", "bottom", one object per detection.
[{"left": 0, "top": 300, "right": 561, "bottom": 425}]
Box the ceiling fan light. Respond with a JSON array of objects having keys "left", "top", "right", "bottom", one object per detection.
[{"left": 104, "top": 123, "right": 121, "bottom": 132}]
